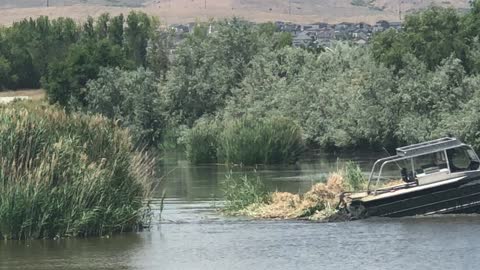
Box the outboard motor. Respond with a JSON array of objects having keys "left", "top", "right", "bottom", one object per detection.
[{"left": 401, "top": 168, "right": 416, "bottom": 183}]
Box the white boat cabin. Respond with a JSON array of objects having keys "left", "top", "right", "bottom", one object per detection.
[{"left": 367, "top": 137, "right": 480, "bottom": 194}]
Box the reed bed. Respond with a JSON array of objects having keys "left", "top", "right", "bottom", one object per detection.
[
  {"left": 185, "top": 119, "right": 220, "bottom": 164},
  {"left": 186, "top": 116, "right": 304, "bottom": 165},
  {"left": 0, "top": 102, "right": 155, "bottom": 240},
  {"left": 219, "top": 116, "right": 304, "bottom": 165}
]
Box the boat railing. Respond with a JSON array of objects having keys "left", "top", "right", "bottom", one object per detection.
[{"left": 366, "top": 155, "right": 402, "bottom": 193}]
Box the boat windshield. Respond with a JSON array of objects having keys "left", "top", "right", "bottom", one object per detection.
[
  {"left": 413, "top": 151, "right": 448, "bottom": 176},
  {"left": 446, "top": 146, "right": 480, "bottom": 172}
]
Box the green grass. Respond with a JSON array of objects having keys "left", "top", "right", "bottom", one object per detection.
[
  {"left": 185, "top": 119, "right": 219, "bottom": 164},
  {"left": 343, "top": 161, "right": 367, "bottom": 192},
  {"left": 221, "top": 173, "right": 269, "bottom": 212},
  {"left": 186, "top": 116, "right": 304, "bottom": 165},
  {"left": 219, "top": 116, "right": 304, "bottom": 165},
  {"left": 0, "top": 101, "right": 155, "bottom": 240}
]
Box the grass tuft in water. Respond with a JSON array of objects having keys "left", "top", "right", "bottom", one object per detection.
[
  {"left": 343, "top": 161, "right": 367, "bottom": 192},
  {"left": 0, "top": 101, "right": 155, "bottom": 240},
  {"left": 221, "top": 173, "right": 269, "bottom": 213}
]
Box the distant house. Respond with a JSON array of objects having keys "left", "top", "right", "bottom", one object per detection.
[
  {"left": 353, "top": 31, "right": 369, "bottom": 45},
  {"left": 355, "top": 38, "right": 368, "bottom": 45},
  {"left": 389, "top": 22, "right": 402, "bottom": 30},
  {"left": 355, "top": 22, "right": 372, "bottom": 31},
  {"left": 312, "top": 22, "right": 329, "bottom": 29},
  {"left": 275, "top": 21, "right": 285, "bottom": 29},
  {"left": 335, "top": 22, "right": 355, "bottom": 31},
  {"left": 292, "top": 31, "right": 314, "bottom": 47},
  {"left": 283, "top": 23, "right": 302, "bottom": 34},
  {"left": 303, "top": 25, "right": 314, "bottom": 31},
  {"left": 171, "top": 24, "right": 189, "bottom": 34},
  {"left": 317, "top": 28, "right": 335, "bottom": 40},
  {"left": 352, "top": 27, "right": 370, "bottom": 38},
  {"left": 373, "top": 20, "right": 391, "bottom": 32}
]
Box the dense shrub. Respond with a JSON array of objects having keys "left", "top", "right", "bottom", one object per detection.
[
  {"left": 0, "top": 102, "right": 155, "bottom": 240},
  {"left": 218, "top": 116, "right": 304, "bottom": 165}
]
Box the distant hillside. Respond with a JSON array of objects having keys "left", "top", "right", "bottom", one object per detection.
[{"left": 0, "top": 0, "right": 470, "bottom": 25}]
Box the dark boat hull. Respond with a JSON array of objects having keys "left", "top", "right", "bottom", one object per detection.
[{"left": 349, "top": 173, "right": 480, "bottom": 218}]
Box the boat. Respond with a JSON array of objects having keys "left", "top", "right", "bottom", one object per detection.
[{"left": 345, "top": 137, "right": 480, "bottom": 218}]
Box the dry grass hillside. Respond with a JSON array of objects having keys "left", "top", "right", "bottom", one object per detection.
[{"left": 0, "top": 0, "right": 470, "bottom": 25}]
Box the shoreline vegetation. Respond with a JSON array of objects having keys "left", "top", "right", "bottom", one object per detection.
[
  {"left": 222, "top": 162, "right": 366, "bottom": 221},
  {"left": 1, "top": 2, "right": 480, "bottom": 236},
  {"left": 3, "top": 4, "right": 480, "bottom": 163},
  {"left": 186, "top": 116, "right": 304, "bottom": 165},
  {"left": 0, "top": 102, "right": 155, "bottom": 240}
]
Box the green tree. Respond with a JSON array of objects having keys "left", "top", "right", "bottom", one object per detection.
[
  {"left": 43, "top": 39, "right": 127, "bottom": 107},
  {"left": 147, "top": 29, "right": 174, "bottom": 80},
  {"left": 125, "top": 12, "right": 156, "bottom": 66},
  {"left": 162, "top": 18, "right": 264, "bottom": 126},
  {"left": 86, "top": 67, "right": 164, "bottom": 146},
  {"left": 372, "top": 7, "right": 467, "bottom": 72}
]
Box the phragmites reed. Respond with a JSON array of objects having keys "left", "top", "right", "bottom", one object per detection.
[{"left": 0, "top": 102, "right": 155, "bottom": 240}]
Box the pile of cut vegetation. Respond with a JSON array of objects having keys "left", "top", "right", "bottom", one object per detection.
[
  {"left": 223, "top": 162, "right": 367, "bottom": 221},
  {"left": 0, "top": 102, "right": 155, "bottom": 240}
]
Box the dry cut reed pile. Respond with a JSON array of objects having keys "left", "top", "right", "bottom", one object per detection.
[
  {"left": 0, "top": 102, "right": 155, "bottom": 240},
  {"left": 238, "top": 173, "right": 347, "bottom": 221}
]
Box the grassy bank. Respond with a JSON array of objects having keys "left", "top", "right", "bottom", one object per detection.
[
  {"left": 0, "top": 102, "right": 155, "bottom": 240},
  {"left": 222, "top": 162, "right": 366, "bottom": 221}
]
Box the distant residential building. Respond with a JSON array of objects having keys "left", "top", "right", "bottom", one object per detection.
[
  {"left": 292, "top": 31, "right": 314, "bottom": 47},
  {"left": 389, "top": 22, "right": 402, "bottom": 30}
]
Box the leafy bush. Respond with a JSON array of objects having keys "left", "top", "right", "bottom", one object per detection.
[{"left": 0, "top": 102, "right": 155, "bottom": 240}]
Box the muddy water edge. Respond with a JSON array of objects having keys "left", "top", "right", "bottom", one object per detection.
[{"left": 1, "top": 151, "right": 480, "bottom": 270}]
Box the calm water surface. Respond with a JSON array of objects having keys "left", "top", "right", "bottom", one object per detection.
[{"left": 1, "top": 151, "right": 480, "bottom": 270}]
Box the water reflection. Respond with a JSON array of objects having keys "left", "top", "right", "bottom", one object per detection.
[
  {"left": 0, "top": 234, "right": 145, "bottom": 270},
  {"left": 158, "top": 150, "right": 383, "bottom": 200}
]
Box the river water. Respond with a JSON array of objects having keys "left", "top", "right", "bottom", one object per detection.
[{"left": 1, "top": 151, "right": 480, "bottom": 270}]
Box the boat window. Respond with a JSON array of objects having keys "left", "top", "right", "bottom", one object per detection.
[
  {"left": 413, "top": 151, "right": 448, "bottom": 175},
  {"left": 447, "top": 146, "right": 480, "bottom": 172}
]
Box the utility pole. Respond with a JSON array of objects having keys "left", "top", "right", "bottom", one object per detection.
[
  {"left": 205, "top": 0, "right": 207, "bottom": 9},
  {"left": 399, "top": 0, "right": 403, "bottom": 21},
  {"left": 46, "top": 0, "right": 49, "bottom": 7},
  {"left": 288, "top": 0, "right": 291, "bottom": 15}
]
